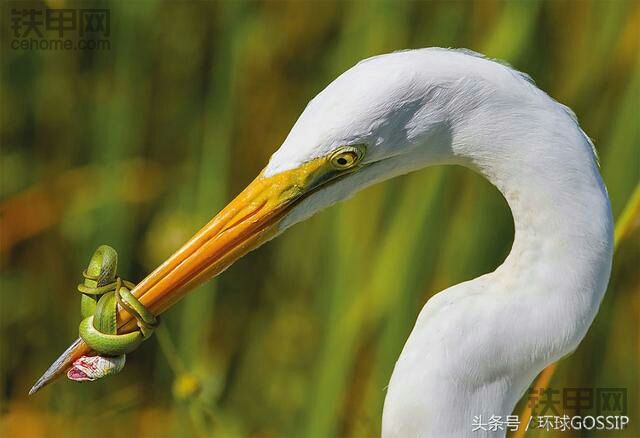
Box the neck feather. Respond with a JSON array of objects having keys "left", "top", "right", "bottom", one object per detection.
[
  {"left": 383, "top": 102, "right": 613, "bottom": 438},
  {"left": 450, "top": 104, "right": 612, "bottom": 427},
  {"left": 456, "top": 103, "right": 614, "bottom": 316}
]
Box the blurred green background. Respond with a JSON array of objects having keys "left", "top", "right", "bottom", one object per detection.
[{"left": 1, "top": 0, "right": 638, "bottom": 437}]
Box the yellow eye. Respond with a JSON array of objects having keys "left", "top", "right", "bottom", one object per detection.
[{"left": 329, "top": 145, "right": 366, "bottom": 170}]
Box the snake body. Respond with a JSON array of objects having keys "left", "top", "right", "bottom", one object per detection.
[{"left": 70, "top": 245, "right": 157, "bottom": 380}]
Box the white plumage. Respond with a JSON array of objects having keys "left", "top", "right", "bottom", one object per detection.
[{"left": 265, "top": 48, "right": 613, "bottom": 437}]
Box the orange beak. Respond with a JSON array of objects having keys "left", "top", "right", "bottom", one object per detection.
[{"left": 30, "top": 156, "right": 340, "bottom": 394}]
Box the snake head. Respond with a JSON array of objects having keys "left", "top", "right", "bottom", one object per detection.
[{"left": 67, "top": 355, "right": 126, "bottom": 381}]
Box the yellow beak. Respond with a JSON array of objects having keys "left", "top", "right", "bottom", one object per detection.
[{"left": 31, "top": 156, "right": 341, "bottom": 393}]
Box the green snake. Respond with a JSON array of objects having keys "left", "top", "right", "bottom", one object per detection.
[{"left": 68, "top": 245, "right": 157, "bottom": 381}]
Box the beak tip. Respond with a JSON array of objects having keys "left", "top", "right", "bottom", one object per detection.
[
  {"left": 28, "top": 381, "right": 43, "bottom": 396},
  {"left": 29, "top": 337, "right": 87, "bottom": 395}
]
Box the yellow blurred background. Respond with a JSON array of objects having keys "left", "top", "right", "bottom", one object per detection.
[{"left": 1, "top": 0, "right": 638, "bottom": 437}]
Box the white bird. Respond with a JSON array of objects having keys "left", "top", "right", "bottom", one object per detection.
[{"left": 36, "top": 48, "right": 613, "bottom": 437}]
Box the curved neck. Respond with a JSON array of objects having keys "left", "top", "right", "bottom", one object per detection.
[
  {"left": 383, "top": 105, "right": 613, "bottom": 438},
  {"left": 454, "top": 108, "right": 613, "bottom": 430},
  {"left": 455, "top": 108, "right": 613, "bottom": 305}
]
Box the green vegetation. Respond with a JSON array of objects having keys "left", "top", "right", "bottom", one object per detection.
[{"left": 1, "top": 1, "right": 637, "bottom": 437}]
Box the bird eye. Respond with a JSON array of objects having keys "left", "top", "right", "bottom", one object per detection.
[{"left": 329, "top": 145, "right": 365, "bottom": 170}]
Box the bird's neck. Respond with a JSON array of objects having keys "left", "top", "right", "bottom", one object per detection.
[
  {"left": 478, "top": 113, "right": 613, "bottom": 410},
  {"left": 476, "top": 125, "right": 614, "bottom": 373},
  {"left": 383, "top": 109, "right": 613, "bottom": 438},
  {"left": 460, "top": 116, "right": 614, "bottom": 314},
  {"left": 459, "top": 121, "right": 613, "bottom": 429}
]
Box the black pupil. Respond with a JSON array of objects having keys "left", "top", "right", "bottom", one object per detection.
[{"left": 337, "top": 157, "right": 348, "bottom": 166}]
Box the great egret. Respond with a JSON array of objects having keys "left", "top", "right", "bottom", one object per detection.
[{"left": 32, "top": 48, "right": 613, "bottom": 437}]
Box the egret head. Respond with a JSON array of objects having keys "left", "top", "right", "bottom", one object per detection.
[{"left": 266, "top": 52, "right": 458, "bottom": 229}]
